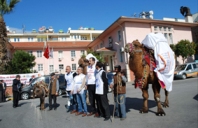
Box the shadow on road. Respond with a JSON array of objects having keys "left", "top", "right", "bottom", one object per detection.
[
  {"left": 36, "top": 103, "right": 60, "bottom": 109},
  {"left": 109, "top": 97, "right": 157, "bottom": 114},
  {"left": 18, "top": 102, "right": 31, "bottom": 107},
  {"left": 62, "top": 95, "right": 68, "bottom": 98},
  {"left": 193, "top": 94, "right": 198, "bottom": 101}
]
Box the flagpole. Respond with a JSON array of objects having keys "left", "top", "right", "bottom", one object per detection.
[
  {"left": 48, "top": 43, "right": 50, "bottom": 74},
  {"left": 53, "top": 47, "right": 54, "bottom": 73},
  {"left": 43, "top": 42, "right": 45, "bottom": 75}
]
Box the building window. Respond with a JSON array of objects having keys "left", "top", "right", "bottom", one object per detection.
[
  {"left": 72, "top": 64, "right": 76, "bottom": 70},
  {"left": 37, "top": 51, "right": 42, "bottom": 57},
  {"left": 14, "top": 38, "right": 20, "bottom": 42},
  {"left": 81, "top": 36, "right": 87, "bottom": 40},
  {"left": 100, "top": 42, "right": 103, "bottom": 48},
  {"left": 28, "top": 51, "right": 33, "bottom": 55},
  {"left": 154, "top": 26, "right": 158, "bottom": 31},
  {"left": 120, "top": 49, "right": 123, "bottom": 62},
  {"left": 93, "top": 37, "right": 96, "bottom": 40},
  {"left": 168, "top": 27, "right": 171, "bottom": 31},
  {"left": 71, "top": 50, "right": 75, "bottom": 57},
  {"left": 61, "top": 37, "right": 66, "bottom": 41},
  {"left": 59, "top": 64, "right": 64, "bottom": 71},
  {"left": 58, "top": 51, "right": 63, "bottom": 58},
  {"left": 169, "top": 33, "right": 173, "bottom": 44},
  {"left": 154, "top": 25, "right": 173, "bottom": 44},
  {"left": 164, "top": 33, "right": 168, "bottom": 39},
  {"left": 164, "top": 27, "right": 167, "bottom": 31},
  {"left": 81, "top": 50, "right": 85, "bottom": 55},
  {"left": 28, "top": 37, "right": 33, "bottom": 41},
  {"left": 159, "top": 26, "right": 162, "bottom": 31},
  {"left": 37, "top": 38, "right": 46, "bottom": 42},
  {"left": 38, "top": 64, "right": 43, "bottom": 71},
  {"left": 49, "top": 65, "right": 54, "bottom": 73},
  {"left": 118, "top": 30, "right": 122, "bottom": 41}
]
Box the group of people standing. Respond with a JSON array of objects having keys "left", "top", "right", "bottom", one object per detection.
[
  {"left": 9, "top": 55, "right": 127, "bottom": 122},
  {"left": 65, "top": 56, "right": 127, "bottom": 121}
]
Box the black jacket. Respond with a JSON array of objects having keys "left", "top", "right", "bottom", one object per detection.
[
  {"left": 0, "top": 83, "right": 3, "bottom": 91},
  {"left": 98, "top": 70, "right": 108, "bottom": 95},
  {"left": 12, "top": 79, "right": 21, "bottom": 92}
]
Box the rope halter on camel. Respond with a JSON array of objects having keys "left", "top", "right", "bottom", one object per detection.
[{"left": 124, "top": 42, "right": 143, "bottom": 55}]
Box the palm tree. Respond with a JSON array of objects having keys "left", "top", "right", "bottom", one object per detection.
[{"left": 0, "top": 0, "right": 20, "bottom": 73}]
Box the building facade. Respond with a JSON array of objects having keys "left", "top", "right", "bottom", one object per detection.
[
  {"left": 88, "top": 16, "right": 198, "bottom": 81},
  {"left": 8, "top": 28, "right": 103, "bottom": 75},
  {"left": 6, "top": 16, "right": 198, "bottom": 81}
]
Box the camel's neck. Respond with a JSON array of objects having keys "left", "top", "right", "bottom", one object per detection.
[
  {"left": 129, "top": 54, "right": 144, "bottom": 78},
  {"left": 83, "top": 66, "right": 87, "bottom": 75}
]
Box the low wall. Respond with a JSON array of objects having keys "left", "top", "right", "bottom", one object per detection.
[{"left": 5, "top": 86, "right": 13, "bottom": 96}]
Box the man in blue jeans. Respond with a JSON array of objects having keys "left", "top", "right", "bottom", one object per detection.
[{"left": 110, "top": 65, "right": 127, "bottom": 121}]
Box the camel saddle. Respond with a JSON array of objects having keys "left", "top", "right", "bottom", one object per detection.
[{"left": 135, "top": 47, "right": 157, "bottom": 89}]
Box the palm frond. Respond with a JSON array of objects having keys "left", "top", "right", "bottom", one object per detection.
[{"left": 0, "top": 0, "right": 20, "bottom": 16}]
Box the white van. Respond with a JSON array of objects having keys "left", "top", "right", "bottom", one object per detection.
[{"left": 174, "top": 62, "right": 198, "bottom": 79}]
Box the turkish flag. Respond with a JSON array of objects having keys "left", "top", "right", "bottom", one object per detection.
[{"left": 43, "top": 45, "right": 49, "bottom": 59}]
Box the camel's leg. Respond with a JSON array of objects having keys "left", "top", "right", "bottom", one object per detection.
[
  {"left": 140, "top": 86, "right": 149, "bottom": 113},
  {"left": 162, "top": 89, "right": 169, "bottom": 108},
  {"left": 152, "top": 84, "right": 166, "bottom": 116},
  {"left": 40, "top": 97, "right": 45, "bottom": 110}
]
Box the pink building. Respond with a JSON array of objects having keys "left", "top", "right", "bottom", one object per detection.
[
  {"left": 9, "top": 16, "right": 198, "bottom": 82},
  {"left": 88, "top": 16, "right": 198, "bottom": 81},
  {"left": 11, "top": 41, "right": 89, "bottom": 75}
]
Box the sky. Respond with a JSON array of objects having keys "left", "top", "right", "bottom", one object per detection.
[{"left": 3, "top": 0, "right": 198, "bottom": 33}]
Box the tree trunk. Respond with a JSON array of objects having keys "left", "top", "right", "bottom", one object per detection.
[{"left": 0, "top": 16, "right": 8, "bottom": 74}]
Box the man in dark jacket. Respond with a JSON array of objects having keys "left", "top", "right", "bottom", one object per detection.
[
  {"left": 110, "top": 65, "right": 127, "bottom": 121},
  {"left": 0, "top": 80, "right": 3, "bottom": 103},
  {"left": 95, "top": 62, "right": 110, "bottom": 121},
  {"left": 12, "top": 75, "right": 22, "bottom": 108},
  {"left": 1, "top": 80, "right": 7, "bottom": 102},
  {"left": 48, "top": 73, "right": 59, "bottom": 110}
]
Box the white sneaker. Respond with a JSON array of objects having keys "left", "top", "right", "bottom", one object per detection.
[{"left": 108, "top": 88, "right": 112, "bottom": 92}]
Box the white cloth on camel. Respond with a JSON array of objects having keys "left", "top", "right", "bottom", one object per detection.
[
  {"left": 141, "top": 33, "right": 175, "bottom": 92},
  {"left": 86, "top": 53, "right": 98, "bottom": 63}
]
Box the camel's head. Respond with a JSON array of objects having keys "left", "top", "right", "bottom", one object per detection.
[
  {"left": 78, "top": 56, "right": 89, "bottom": 68},
  {"left": 124, "top": 40, "right": 143, "bottom": 56},
  {"left": 78, "top": 56, "right": 89, "bottom": 75}
]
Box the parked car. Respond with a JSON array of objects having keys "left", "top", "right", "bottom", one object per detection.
[
  {"left": 20, "top": 74, "right": 66, "bottom": 100},
  {"left": 174, "top": 62, "right": 198, "bottom": 79}
]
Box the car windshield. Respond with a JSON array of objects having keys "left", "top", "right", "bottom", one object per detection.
[{"left": 175, "top": 65, "right": 186, "bottom": 70}]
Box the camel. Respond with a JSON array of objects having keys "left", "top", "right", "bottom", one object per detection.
[
  {"left": 33, "top": 81, "right": 48, "bottom": 110},
  {"left": 124, "top": 40, "right": 169, "bottom": 116},
  {"left": 78, "top": 55, "right": 89, "bottom": 75}
]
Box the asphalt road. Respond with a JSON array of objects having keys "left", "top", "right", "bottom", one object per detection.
[{"left": 0, "top": 78, "right": 198, "bottom": 128}]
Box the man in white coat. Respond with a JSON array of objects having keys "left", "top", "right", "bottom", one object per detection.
[
  {"left": 95, "top": 62, "right": 110, "bottom": 121},
  {"left": 86, "top": 57, "right": 99, "bottom": 117},
  {"left": 65, "top": 66, "right": 77, "bottom": 113}
]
